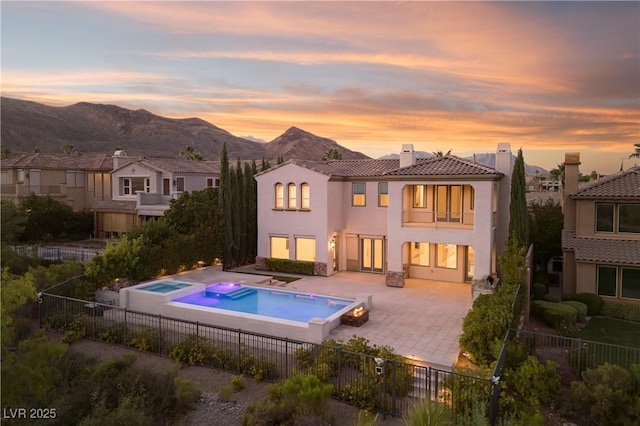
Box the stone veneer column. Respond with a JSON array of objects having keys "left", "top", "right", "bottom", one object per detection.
[
  {"left": 255, "top": 256, "right": 267, "bottom": 270},
  {"left": 313, "top": 262, "right": 328, "bottom": 276},
  {"left": 385, "top": 271, "right": 405, "bottom": 287}
]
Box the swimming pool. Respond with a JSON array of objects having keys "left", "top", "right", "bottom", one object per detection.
[
  {"left": 138, "top": 281, "right": 191, "bottom": 293},
  {"left": 120, "top": 276, "right": 370, "bottom": 343},
  {"left": 173, "top": 283, "right": 353, "bottom": 323}
]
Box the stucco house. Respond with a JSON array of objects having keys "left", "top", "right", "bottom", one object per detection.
[
  {"left": 0, "top": 153, "right": 112, "bottom": 211},
  {"left": 562, "top": 153, "right": 640, "bottom": 303},
  {"left": 255, "top": 143, "right": 514, "bottom": 287},
  {"left": 93, "top": 151, "right": 221, "bottom": 238}
]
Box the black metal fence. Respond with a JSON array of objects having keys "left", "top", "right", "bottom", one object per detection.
[
  {"left": 515, "top": 329, "right": 640, "bottom": 374},
  {"left": 39, "top": 293, "right": 492, "bottom": 420},
  {"left": 11, "top": 244, "right": 102, "bottom": 262}
]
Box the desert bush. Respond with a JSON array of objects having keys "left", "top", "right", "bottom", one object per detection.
[
  {"left": 564, "top": 363, "right": 640, "bottom": 425},
  {"left": 404, "top": 398, "right": 454, "bottom": 426},
  {"left": 169, "top": 334, "right": 214, "bottom": 366},
  {"left": 338, "top": 374, "right": 380, "bottom": 411},
  {"left": 218, "top": 386, "right": 233, "bottom": 402},
  {"left": 563, "top": 293, "right": 603, "bottom": 316},
  {"left": 97, "top": 323, "right": 127, "bottom": 344},
  {"left": 562, "top": 301, "right": 588, "bottom": 322},
  {"left": 460, "top": 294, "right": 512, "bottom": 365},
  {"left": 126, "top": 326, "right": 165, "bottom": 352},
  {"left": 242, "top": 374, "right": 332, "bottom": 425},
  {"left": 231, "top": 374, "right": 245, "bottom": 392},
  {"left": 601, "top": 300, "right": 640, "bottom": 322},
  {"left": 500, "top": 355, "right": 560, "bottom": 420}
]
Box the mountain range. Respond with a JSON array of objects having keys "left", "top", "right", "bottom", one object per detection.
[
  {"left": 0, "top": 97, "right": 367, "bottom": 161},
  {"left": 1, "top": 97, "right": 547, "bottom": 174}
]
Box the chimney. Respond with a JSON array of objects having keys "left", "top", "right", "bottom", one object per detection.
[
  {"left": 113, "top": 150, "right": 129, "bottom": 170},
  {"left": 399, "top": 144, "right": 416, "bottom": 168},
  {"left": 495, "top": 143, "right": 512, "bottom": 256},
  {"left": 563, "top": 152, "right": 581, "bottom": 232}
]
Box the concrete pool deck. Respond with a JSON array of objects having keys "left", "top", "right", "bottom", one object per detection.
[{"left": 169, "top": 266, "right": 472, "bottom": 370}]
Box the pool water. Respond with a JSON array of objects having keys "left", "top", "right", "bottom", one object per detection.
[
  {"left": 139, "top": 281, "right": 191, "bottom": 293},
  {"left": 172, "top": 283, "right": 352, "bottom": 322}
]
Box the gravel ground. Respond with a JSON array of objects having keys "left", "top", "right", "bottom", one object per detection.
[{"left": 68, "top": 339, "right": 405, "bottom": 426}]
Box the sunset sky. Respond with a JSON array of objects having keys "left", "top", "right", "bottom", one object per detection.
[{"left": 2, "top": 1, "right": 639, "bottom": 174}]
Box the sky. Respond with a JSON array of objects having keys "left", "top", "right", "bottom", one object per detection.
[{"left": 1, "top": 1, "right": 639, "bottom": 174}]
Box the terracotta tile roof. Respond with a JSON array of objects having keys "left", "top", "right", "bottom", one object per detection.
[
  {"left": 562, "top": 230, "right": 640, "bottom": 265},
  {"left": 282, "top": 156, "right": 500, "bottom": 179},
  {"left": 1, "top": 153, "right": 113, "bottom": 171},
  {"left": 571, "top": 166, "right": 640, "bottom": 199},
  {"left": 385, "top": 155, "right": 499, "bottom": 177},
  {"left": 142, "top": 158, "right": 221, "bottom": 174}
]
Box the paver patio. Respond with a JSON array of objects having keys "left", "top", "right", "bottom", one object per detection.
[{"left": 175, "top": 266, "right": 473, "bottom": 370}]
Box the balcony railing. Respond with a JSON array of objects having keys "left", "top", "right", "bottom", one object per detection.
[
  {"left": 402, "top": 209, "right": 474, "bottom": 228},
  {"left": 1, "top": 184, "right": 63, "bottom": 196}
]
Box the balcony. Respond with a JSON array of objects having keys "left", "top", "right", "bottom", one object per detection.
[{"left": 402, "top": 209, "right": 474, "bottom": 229}]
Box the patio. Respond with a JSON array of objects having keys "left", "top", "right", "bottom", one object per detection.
[{"left": 175, "top": 266, "right": 473, "bottom": 370}]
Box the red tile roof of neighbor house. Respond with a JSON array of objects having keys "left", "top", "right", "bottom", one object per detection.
[
  {"left": 277, "top": 156, "right": 501, "bottom": 179},
  {"left": 571, "top": 166, "right": 640, "bottom": 199},
  {"left": 139, "top": 157, "right": 221, "bottom": 174},
  {"left": 562, "top": 230, "right": 640, "bottom": 265},
  {"left": 1, "top": 153, "right": 113, "bottom": 171}
]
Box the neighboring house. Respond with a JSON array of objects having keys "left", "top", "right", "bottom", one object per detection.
[
  {"left": 93, "top": 151, "right": 220, "bottom": 238},
  {"left": 0, "top": 153, "right": 112, "bottom": 211},
  {"left": 562, "top": 153, "right": 640, "bottom": 303},
  {"left": 255, "top": 143, "right": 513, "bottom": 287}
]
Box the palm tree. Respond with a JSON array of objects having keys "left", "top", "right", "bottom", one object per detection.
[
  {"left": 629, "top": 143, "right": 640, "bottom": 159},
  {"left": 61, "top": 143, "right": 77, "bottom": 155},
  {"left": 322, "top": 148, "right": 342, "bottom": 161},
  {"left": 432, "top": 150, "right": 452, "bottom": 157},
  {"left": 179, "top": 145, "right": 204, "bottom": 161}
]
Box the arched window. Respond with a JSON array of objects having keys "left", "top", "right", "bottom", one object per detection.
[
  {"left": 301, "top": 183, "right": 310, "bottom": 209},
  {"left": 288, "top": 183, "right": 297, "bottom": 209},
  {"left": 275, "top": 183, "right": 284, "bottom": 209}
]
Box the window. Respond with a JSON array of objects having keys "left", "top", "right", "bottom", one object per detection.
[
  {"left": 622, "top": 268, "right": 640, "bottom": 299},
  {"left": 413, "top": 185, "right": 427, "bottom": 208},
  {"left": 295, "top": 237, "right": 316, "bottom": 261},
  {"left": 410, "top": 242, "right": 430, "bottom": 266},
  {"left": 176, "top": 177, "right": 185, "bottom": 192},
  {"left": 597, "top": 265, "right": 617, "bottom": 297},
  {"left": 144, "top": 178, "right": 150, "bottom": 193},
  {"left": 378, "top": 182, "right": 389, "bottom": 207},
  {"left": 595, "top": 203, "right": 614, "bottom": 232},
  {"left": 467, "top": 185, "right": 475, "bottom": 210},
  {"left": 619, "top": 204, "right": 640, "bottom": 233},
  {"left": 301, "top": 183, "right": 310, "bottom": 209},
  {"left": 275, "top": 183, "right": 284, "bottom": 209},
  {"left": 352, "top": 183, "right": 366, "bottom": 206},
  {"left": 163, "top": 178, "right": 170, "bottom": 195},
  {"left": 596, "top": 203, "right": 640, "bottom": 234},
  {"left": 288, "top": 183, "right": 297, "bottom": 209},
  {"left": 270, "top": 236, "right": 289, "bottom": 259},
  {"left": 122, "top": 177, "right": 145, "bottom": 195},
  {"left": 436, "top": 185, "right": 462, "bottom": 222},
  {"left": 436, "top": 243, "right": 457, "bottom": 269},
  {"left": 206, "top": 178, "right": 214, "bottom": 188}
]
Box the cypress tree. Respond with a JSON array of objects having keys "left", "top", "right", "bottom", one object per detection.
[
  {"left": 244, "top": 161, "right": 257, "bottom": 263},
  {"left": 235, "top": 159, "right": 246, "bottom": 265},
  {"left": 508, "top": 148, "right": 529, "bottom": 248},
  {"left": 218, "top": 143, "right": 232, "bottom": 269}
]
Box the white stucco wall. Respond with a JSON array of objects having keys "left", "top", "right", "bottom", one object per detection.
[{"left": 256, "top": 163, "right": 331, "bottom": 264}]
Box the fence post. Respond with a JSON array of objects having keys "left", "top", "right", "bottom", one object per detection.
[
  {"left": 158, "top": 314, "right": 162, "bottom": 354},
  {"left": 285, "top": 338, "right": 289, "bottom": 378},
  {"left": 238, "top": 330, "right": 242, "bottom": 374},
  {"left": 124, "top": 309, "right": 128, "bottom": 344},
  {"left": 489, "top": 376, "right": 500, "bottom": 426},
  {"left": 391, "top": 359, "right": 397, "bottom": 417}
]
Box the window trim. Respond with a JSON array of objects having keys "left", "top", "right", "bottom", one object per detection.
[
  {"left": 595, "top": 203, "right": 615, "bottom": 233},
  {"left": 410, "top": 242, "right": 430, "bottom": 266},
  {"left": 275, "top": 183, "right": 284, "bottom": 209},
  {"left": 378, "top": 182, "right": 388, "bottom": 207},
  {"left": 597, "top": 265, "right": 618, "bottom": 298},
  {"left": 176, "top": 176, "right": 185, "bottom": 192},
  {"left": 621, "top": 267, "right": 640, "bottom": 300},
  {"left": 288, "top": 183, "right": 297, "bottom": 209},
  {"left": 301, "top": 183, "right": 310, "bottom": 210},
  {"left": 618, "top": 204, "right": 640, "bottom": 234},
  {"left": 435, "top": 243, "right": 457, "bottom": 269},
  {"left": 413, "top": 185, "right": 427, "bottom": 208},
  {"left": 352, "top": 182, "right": 366, "bottom": 207}
]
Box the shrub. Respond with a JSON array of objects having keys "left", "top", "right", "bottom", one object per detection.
[
  {"left": 97, "top": 323, "right": 127, "bottom": 344},
  {"left": 169, "top": 334, "right": 214, "bottom": 366},
  {"left": 338, "top": 374, "right": 380, "bottom": 411},
  {"left": 562, "top": 301, "right": 588, "bottom": 322},
  {"left": 294, "top": 346, "right": 314, "bottom": 370},
  {"left": 404, "top": 399, "right": 454, "bottom": 426},
  {"left": 532, "top": 283, "right": 547, "bottom": 300},
  {"left": 531, "top": 300, "right": 577, "bottom": 329},
  {"left": 265, "top": 258, "right": 315, "bottom": 275},
  {"left": 500, "top": 355, "right": 560, "bottom": 420},
  {"left": 601, "top": 300, "right": 640, "bottom": 322},
  {"left": 218, "top": 386, "right": 233, "bottom": 402},
  {"left": 173, "top": 376, "right": 201, "bottom": 412},
  {"left": 564, "top": 293, "right": 603, "bottom": 316},
  {"left": 460, "top": 293, "right": 512, "bottom": 365},
  {"left": 565, "top": 363, "right": 640, "bottom": 425},
  {"left": 240, "top": 349, "right": 278, "bottom": 381},
  {"left": 541, "top": 294, "right": 559, "bottom": 303},
  {"left": 231, "top": 374, "right": 245, "bottom": 392},
  {"left": 126, "top": 327, "right": 165, "bottom": 352}
]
